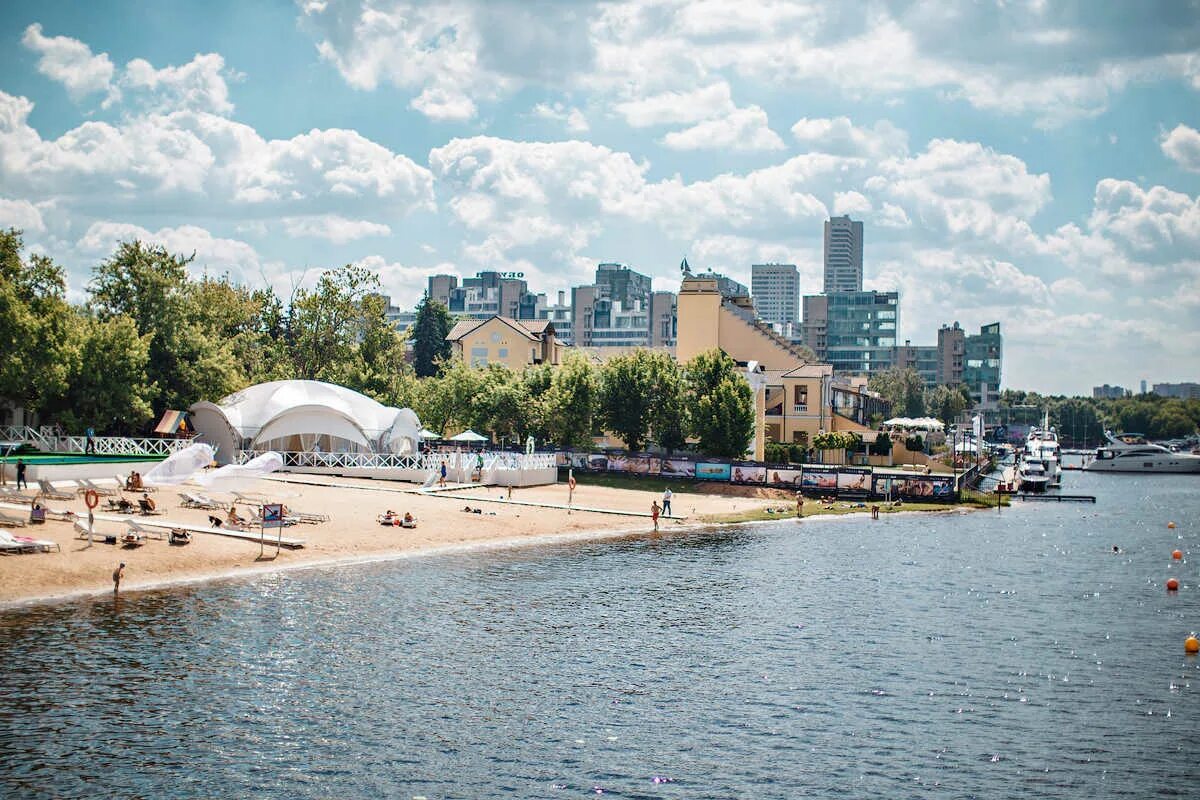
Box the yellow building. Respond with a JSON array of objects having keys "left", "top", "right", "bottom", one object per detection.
[
  {"left": 676, "top": 275, "right": 885, "bottom": 460},
  {"left": 446, "top": 316, "right": 564, "bottom": 370}
]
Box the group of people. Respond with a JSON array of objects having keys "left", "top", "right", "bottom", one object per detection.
[
  {"left": 378, "top": 509, "right": 417, "bottom": 528},
  {"left": 124, "top": 471, "right": 145, "bottom": 491}
]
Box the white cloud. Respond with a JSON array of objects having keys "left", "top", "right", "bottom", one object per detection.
[
  {"left": 354, "top": 255, "right": 457, "bottom": 308},
  {"left": 122, "top": 53, "right": 235, "bottom": 115},
  {"left": 1161, "top": 124, "right": 1200, "bottom": 173},
  {"left": 791, "top": 117, "right": 908, "bottom": 158},
  {"left": 613, "top": 82, "right": 734, "bottom": 127},
  {"left": 1087, "top": 179, "right": 1200, "bottom": 254},
  {"left": 76, "top": 221, "right": 265, "bottom": 281},
  {"left": 833, "top": 190, "right": 871, "bottom": 215},
  {"left": 0, "top": 91, "right": 434, "bottom": 218},
  {"left": 532, "top": 102, "right": 589, "bottom": 132},
  {"left": 410, "top": 87, "right": 478, "bottom": 122},
  {"left": 661, "top": 105, "right": 784, "bottom": 152},
  {"left": 0, "top": 197, "right": 47, "bottom": 233},
  {"left": 282, "top": 215, "right": 392, "bottom": 243},
  {"left": 21, "top": 24, "right": 115, "bottom": 101}
]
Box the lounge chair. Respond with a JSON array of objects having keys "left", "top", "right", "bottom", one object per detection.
[
  {"left": 0, "top": 511, "right": 27, "bottom": 528},
  {"left": 126, "top": 520, "right": 165, "bottom": 540},
  {"left": 0, "top": 530, "right": 59, "bottom": 553},
  {"left": 37, "top": 480, "right": 74, "bottom": 501},
  {"left": 121, "top": 530, "right": 144, "bottom": 548},
  {"left": 292, "top": 510, "right": 329, "bottom": 524},
  {"left": 137, "top": 498, "right": 165, "bottom": 516},
  {"left": 232, "top": 491, "right": 269, "bottom": 505},
  {"left": 178, "top": 492, "right": 228, "bottom": 510},
  {"left": 76, "top": 479, "right": 117, "bottom": 497},
  {"left": 169, "top": 529, "right": 192, "bottom": 546},
  {"left": 106, "top": 497, "right": 136, "bottom": 513},
  {"left": 0, "top": 486, "right": 34, "bottom": 502},
  {"left": 116, "top": 475, "right": 156, "bottom": 493}
]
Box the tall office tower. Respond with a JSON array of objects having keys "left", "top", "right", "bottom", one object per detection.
[
  {"left": 649, "top": 291, "right": 678, "bottom": 347},
  {"left": 751, "top": 263, "right": 799, "bottom": 332},
  {"left": 963, "top": 323, "right": 1003, "bottom": 408},
  {"left": 800, "top": 290, "right": 898, "bottom": 375},
  {"left": 427, "top": 274, "right": 458, "bottom": 306},
  {"left": 823, "top": 215, "right": 864, "bottom": 293},
  {"left": 594, "top": 262, "right": 652, "bottom": 307}
]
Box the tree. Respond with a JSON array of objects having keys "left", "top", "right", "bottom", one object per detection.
[
  {"left": 327, "top": 291, "right": 411, "bottom": 403},
  {"left": 598, "top": 350, "right": 686, "bottom": 452},
  {"left": 411, "top": 292, "right": 454, "bottom": 378},
  {"left": 468, "top": 364, "right": 530, "bottom": 443},
  {"left": 0, "top": 229, "right": 73, "bottom": 416},
  {"left": 50, "top": 313, "right": 155, "bottom": 433},
  {"left": 412, "top": 357, "right": 481, "bottom": 436},
  {"left": 286, "top": 264, "right": 381, "bottom": 381},
  {"left": 543, "top": 352, "right": 598, "bottom": 449},
  {"left": 1049, "top": 398, "right": 1105, "bottom": 448},
  {"left": 868, "top": 367, "right": 926, "bottom": 418},
  {"left": 686, "top": 349, "right": 753, "bottom": 458},
  {"left": 925, "top": 384, "right": 967, "bottom": 427}
]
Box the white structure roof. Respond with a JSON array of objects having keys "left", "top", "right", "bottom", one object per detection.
[{"left": 189, "top": 380, "right": 422, "bottom": 463}]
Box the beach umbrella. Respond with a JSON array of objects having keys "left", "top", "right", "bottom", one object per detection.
[
  {"left": 418, "top": 428, "right": 439, "bottom": 439},
  {"left": 449, "top": 429, "right": 488, "bottom": 442}
]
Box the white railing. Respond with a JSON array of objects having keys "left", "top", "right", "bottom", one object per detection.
[
  {"left": 0, "top": 426, "right": 193, "bottom": 456},
  {"left": 236, "top": 450, "right": 558, "bottom": 472}
]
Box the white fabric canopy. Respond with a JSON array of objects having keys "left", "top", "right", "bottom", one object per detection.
[
  {"left": 449, "top": 429, "right": 488, "bottom": 442},
  {"left": 196, "top": 451, "right": 284, "bottom": 488},
  {"left": 252, "top": 405, "right": 372, "bottom": 451},
  {"left": 144, "top": 443, "right": 215, "bottom": 485}
]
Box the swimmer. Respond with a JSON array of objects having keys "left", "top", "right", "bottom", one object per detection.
[{"left": 1112, "top": 544, "right": 1120, "bottom": 554}]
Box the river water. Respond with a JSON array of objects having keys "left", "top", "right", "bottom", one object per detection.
[{"left": 2, "top": 471, "right": 1198, "bottom": 799}]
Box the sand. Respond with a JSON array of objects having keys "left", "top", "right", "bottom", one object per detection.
[{"left": 0, "top": 477, "right": 778, "bottom": 607}]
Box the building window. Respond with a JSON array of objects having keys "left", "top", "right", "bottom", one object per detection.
[
  {"left": 793, "top": 385, "right": 808, "bottom": 411},
  {"left": 470, "top": 346, "right": 488, "bottom": 367},
  {"left": 498, "top": 348, "right": 508, "bottom": 359}
]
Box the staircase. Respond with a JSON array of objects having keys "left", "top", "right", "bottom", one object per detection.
[{"left": 722, "top": 301, "right": 813, "bottom": 363}]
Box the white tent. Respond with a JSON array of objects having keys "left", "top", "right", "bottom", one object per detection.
[
  {"left": 449, "top": 429, "right": 488, "bottom": 442},
  {"left": 418, "top": 428, "right": 440, "bottom": 439},
  {"left": 189, "top": 380, "right": 424, "bottom": 464}
]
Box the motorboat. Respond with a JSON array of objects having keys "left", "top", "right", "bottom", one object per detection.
[
  {"left": 1086, "top": 432, "right": 1200, "bottom": 474},
  {"left": 1017, "top": 457, "right": 1051, "bottom": 492},
  {"left": 1025, "top": 426, "right": 1062, "bottom": 487}
]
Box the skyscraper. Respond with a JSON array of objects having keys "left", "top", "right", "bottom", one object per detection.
[
  {"left": 751, "top": 263, "right": 799, "bottom": 333},
  {"left": 823, "top": 215, "right": 864, "bottom": 293}
]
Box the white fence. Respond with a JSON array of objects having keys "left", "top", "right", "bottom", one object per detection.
[
  {"left": 235, "top": 450, "right": 557, "bottom": 472},
  {"left": 0, "top": 426, "right": 194, "bottom": 456}
]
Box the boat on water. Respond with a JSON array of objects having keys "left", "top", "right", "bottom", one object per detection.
[
  {"left": 1017, "top": 457, "right": 1051, "bottom": 492},
  {"left": 1086, "top": 432, "right": 1200, "bottom": 474},
  {"left": 1025, "top": 426, "right": 1062, "bottom": 487}
]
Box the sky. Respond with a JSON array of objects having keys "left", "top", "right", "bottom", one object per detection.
[{"left": 1, "top": 0, "right": 1198, "bottom": 395}]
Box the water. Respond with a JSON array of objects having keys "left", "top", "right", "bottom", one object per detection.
[{"left": 2, "top": 472, "right": 1198, "bottom": 798}]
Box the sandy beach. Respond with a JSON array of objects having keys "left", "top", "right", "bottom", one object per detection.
[{"left": 0, "top": 476, "right": 783, "bottom": 607}]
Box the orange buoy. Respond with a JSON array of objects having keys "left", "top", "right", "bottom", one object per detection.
[
  {"left": 1187, "top": 636, "right": 1200, "bottom": 655},
  {"left": 1173, "top": 550, "right": 1184, "bottom": 560},
  {"left": 1168, "top": 522, "right": 1176, "bottom": 529},
  {"left": 1167, "top": 577, "right": 1180, "bottom": 591}
]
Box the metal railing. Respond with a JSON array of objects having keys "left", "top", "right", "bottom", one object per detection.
[{"left": 0, "top": 426, "right": 192, "bottom": 456}]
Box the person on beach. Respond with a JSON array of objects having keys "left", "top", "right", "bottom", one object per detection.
[
  {"left": 15, "top": 458, "right": 26, "bottom": 490},
  {"left": 439, "top": 460, "right": 448, "bottom": 487},
  {"left": 871, "top": 504, "right": 880, "bottom": 520},
  {"left": 85, "top": 427, "right": 96, "bottom": 454},
  {"left": 662, "top": 488, "right": 672, "bottom": 517},
  {"left": 796, "top": 491, "right": 803, "bottom": 518},
  {"left": 113, "top": 562, "right": 125, "bottom": 595},
  {"left": 651, "top": 500, "right": 661, "bottom": 531}
]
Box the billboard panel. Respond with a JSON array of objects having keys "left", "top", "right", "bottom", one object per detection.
[
  {"left": 606, "top": 454, "right": 630, "bottom": 473},
  {"left": 695, "top": 462, "right": 732, "bottom": 481},
  {"left": 800, "top": 467, "right": 839, "bottom": 491},
  {"left": 661, "top": 458, "right": 696, "bottom": 478},
  {"left": 731, "top": 463, "right": 766, "bottom": 484},
  {"left": 766, "top": 468, "right": 804, "bottom": 488},
  {"left": 837, "top": 468, "right": 872, "bottom": 492}
]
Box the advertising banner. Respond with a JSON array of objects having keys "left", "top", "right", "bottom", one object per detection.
[
  {"left": 837, "top": 468, "right": 872, "bottom": 492},
  {"left": 570, "top": 452, "right": 607, "bottom": 471},
  {"left": 555, "top": 451, "right": 570, "bottom": 467},
  {"left": 766, "top": 467, "right": 804, "bottom": 488},
  {"left": 879, "top": 474, "right": 956, "bottom": 499},
  {"left": 606, "top": 454, "right": 630, "bottom": 473},
  {"left": 623, "top": 455, "right": 661, "bottom": 475},
  {"left": 660, "top": 458, "right": 696, "bottom": 478},
  {"left": 695, "top": 462, "right": 732, "bottom": 481},
  {"left": 731, "top": 463, "right": 766, "bottom": 483},
  {"left": 800, "top": 467, "right": 839, "bottom": 492}
]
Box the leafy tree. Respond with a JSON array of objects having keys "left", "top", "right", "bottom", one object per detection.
[
  {"left": 327, "top": 291, "right": 411, "bottom": 403},
  {"left": 412, "top": 357, "right": 481, "bottom": 436},
  {"left": 521, "top": 364, "right": 554, "bottom": 444},
  {"left": 685, "top": 349, "right": 753, "bottom": 458},
  {"left": 598, "top": 350, "right": 686, "bottom": 452},
  {"left": 468, "top": 364, "right": 530, "bottom": 443},
  {"left": 51, "top": 313, "right": 155, "bottom": 433},
  {"left": 1152, "top": 401, "right": 1196, "bottom": 439},
  {"left": 0, "top": 229, "right": 73, "bottom": 416},
  {"left": 868, "top": 367, "right": 926, "bottom": 417},
  {"left": 411, "top": 292, "right": 454, "bottom": 378},
  {"left": 286, "top": 264, "right": 380, "bottom": 381},
  {"left": 543, "top": 351, "right": 598, "bottom": 449},
  {"left": 1049, "top": 398, "right": 1105, "bottom": 448},
  {"left": 925, "top": 383, "right": 967, "bottom": 427}
]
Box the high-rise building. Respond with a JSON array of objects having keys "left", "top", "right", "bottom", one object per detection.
[
  {"left": 570, "top": 285, "right": 600, "bottom": 348},
  {"left": 595, "top": 262, "right": 652, "bottom": 308},
  {"left": 800, "top": 290, "right": 898, "bottom": 375},
  {"left": 444, "top": 271, "right": 540, "bottom": 320},
  {"left": 427, "top": 274, "right": 457, "bottom": 307},
  {"left": 963, "top": 322, "right": 1002, "bottom": 408},
  {"left": 751, "top": 263, "right": 799, "bottom": 333},
  {"left": 649, "top": 291, "right": 677, "bottom": 348},
  {"left": 1152, "top": 382, "right": 1200, "bottom": 399},
  {"left": 1093, "top": 384, "right": 1131, "bottom": 399},
  {"left": 891, "top": 340, "right": 940, "bottom": 387},
  {"left": 937, "top": 322, "right": 966, "bottom": 386},
  {"left": 823, "top": 215, "right": 864, "bottom": 293}
]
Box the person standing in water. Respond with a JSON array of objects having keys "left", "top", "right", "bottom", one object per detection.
[
  {"left": 113, "top": 562, "right": 125, "bottom": 595},
  {"left": 651, "top": 500, "right": 661, "bottom": 531}
]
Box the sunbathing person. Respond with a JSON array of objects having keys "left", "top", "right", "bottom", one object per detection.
[
  {"left": 226, "top": 505, "right": 246, "bottom": 529},
  {"left": 140, "top": 493, "right": 156, "bottom": 512},
  {"left": 378, "top": 509, "right": 397, "bottom": 526},
  {"left": 401, "top": 512, "right": 416, "bottom": 528}
]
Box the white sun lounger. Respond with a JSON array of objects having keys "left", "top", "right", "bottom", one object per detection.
[
  {"left": 76, "top": 479, "right": 117, "bottom": 497},
  {"left": 126, "top": 520, "right": 165, "bottom": 540},
  {"left": 178, "top": 491, "right": 228, "bottom": 510},
  {"left": 37, "top": 480, "right": 75, "bottom": 501},
  {"left": 0, "top": 529, "right": 59, "bottom": 553},
  {"left": 0, "top": 511, "right": 27, "bottom": 528},
  {"left": 116, "top": 475, "right": 156, "bottom": 493}
]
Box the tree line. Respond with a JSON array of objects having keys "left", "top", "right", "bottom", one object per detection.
[{"left": 0, "top": 230, "right": 755, "bottom": 456}]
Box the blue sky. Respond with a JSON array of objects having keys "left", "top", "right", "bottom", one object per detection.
[{"left": 1, "top": 0, "right": 1199, "bottom": 395}]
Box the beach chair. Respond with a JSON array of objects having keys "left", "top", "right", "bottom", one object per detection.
[
  {"left": 0, "top": 486, "right": 34, "bottom": 502},
  {"left": 37, "top": 479, "right": 74, "bottom": 501},
  {"left": 0, "top": 529, "right": 59, "bottom": 553},
  {"left": 121, "top": 530, "right": 144, "bottom": 548},
  {"left": 291, "top": 510, "right": 329, "bottom": 524},
  {"left": 232, "top": 491, "right": 270, "bottom": 505},
  {"left": 126, "top": 520, "right": 165, "bottom": 540},
  {"left": 137, "top": 498, "right": 165, "bottom": 516},
  {"left": 179, "top": 491, "right": 228, "bottom": 510},
  {"left": 76, "top": 479, "right": 117, "bottom": 497},
  {"left": 0, "top": 530, "right": 36, "bottom": 554},
  {"left": 0, "top": 511, "right": 27, "bottom": 528},
  {"left": 73, "top": 519, "right": 93, "bottom": 540},
  {"left": 116, "top": 475, "right": 156, "bottom": 493}
]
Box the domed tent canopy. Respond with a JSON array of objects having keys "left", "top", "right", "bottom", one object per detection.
[{"left": 189, "top": 380, "right": 423, "bottom": 464}]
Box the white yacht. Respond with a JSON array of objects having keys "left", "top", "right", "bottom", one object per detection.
[
  {"left": 1025, "top": 426, "right": 1062, "bottom": 487},
  {"left": 1017, "top": 457, "right": 1051, "bottom": 492},
  {"left": 1085, "top": 432, "right": 1200, "bottom": 474}
]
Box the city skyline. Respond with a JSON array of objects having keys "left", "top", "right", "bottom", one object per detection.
[{"left": 0, "top": 1, "right": 1198, "bottom": 394}]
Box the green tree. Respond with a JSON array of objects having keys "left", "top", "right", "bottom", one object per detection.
[
  {"left": 1152, "top": 401, "right": 1197, "bottom": 439},
  {"left": 598, "top": 350, "right": 686, "bottom": 452},
  {"left": 521, "top": 364, "right": 555, "bottom": 444},
  {"left": 686, "top": 349, "right": 753, "bottom": 458},
  {"left": 0, "top": 229, "right": 73, "bottom": 416},
  {"left": 868, "top": 367, "right": 926, "bottom": 417},
  {"left": 286, "top": 264, "right": 381, "bottom": 381},
  {"left": 51, "top": 313, "right": 155, "bottom": 433},
  {"left": 326, "top": 291, "right": 411, "bottom": 403},
  {"left": 469, "top": 365, "right": 530, "bottom": 444},
  {"left": 925, "top": 384, "right": 967, "bottom": 427},
  {"left": 1049, "top": 398, "right": 1105, "bottom": 448},
  {"left": 411, "top": 292, "right": 454, "bottom": 378},
  {"left": 412, "top": 357, "right": 482, "bottom": 436},
  {"left": 543, "top": 351, "right": 598, "bottom": 449}
]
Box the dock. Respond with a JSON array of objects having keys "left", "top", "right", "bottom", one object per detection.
[{"left": 1006, "top": 493, "right": 1096, "bottom": 503}]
